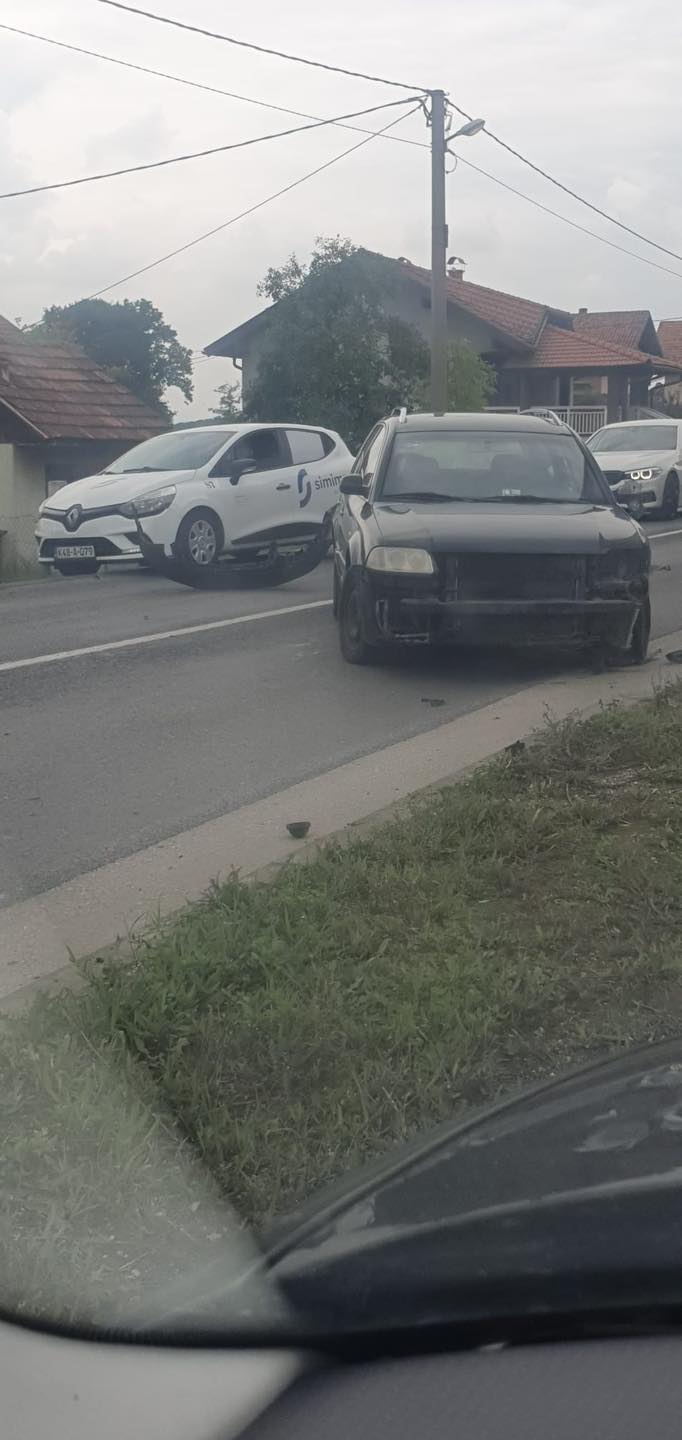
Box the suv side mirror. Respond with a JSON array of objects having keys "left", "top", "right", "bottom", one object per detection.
[{"left": 339, "top": 474, "right": 367, "bottom": 497}]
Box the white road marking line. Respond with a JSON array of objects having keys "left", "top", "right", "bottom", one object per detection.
[
  {"left": 650, "top": 527, "right": 682, "bottom": 539},
  {"left": 0, "top": 598, "right": 333, "bottom": 674}
]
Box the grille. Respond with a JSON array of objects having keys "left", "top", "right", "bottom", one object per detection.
[{"left": 441, "top": 553, "right": 585, "bottom": 601}]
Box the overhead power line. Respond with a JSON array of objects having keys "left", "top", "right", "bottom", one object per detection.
[
  {"left": 447, "top": 158, "right": 682, "bottom": 285},
  {"left": 93, "top": 0, "right": 426, "bottom": 93},
  {"left": 5, "top": 22, "right": 681, "bottom": 287},
  {"left": 91, "top": 0, "right": 682, "bottom": 271},
  {"left": 0, "top": 96, "right": 418, "bottom": 201},
  {"left": 2, "top": 21, "right": 428, "bottom": 147},
  {"left": 86, "top": 102, "right": 422, "bottom": 298},
  {"left": 445, "top": 101, "right": 682, "bottom": 269}
]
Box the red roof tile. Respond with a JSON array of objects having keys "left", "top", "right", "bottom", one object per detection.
[
  {"left": 399, "top": 259, "right": 550, "bottom": 347},
  {"left": 0, "top": 316, "right": 165, "bottom": 441},
  {"left": 657, "top": 321, "right": 682, "bottom": 366},
  {"left": 573, "top": 310, "right": 652, "bottom": 350},
  {"left": 504, "top": 323, "right": 666, "bottom": 370}
]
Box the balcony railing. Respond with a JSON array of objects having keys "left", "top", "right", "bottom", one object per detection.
[
  {"left": 553, "top": 406, "right": 606, "bottom": 436},
  {"left": 486, "top": 406, "right": 607, "bottom": 437}
]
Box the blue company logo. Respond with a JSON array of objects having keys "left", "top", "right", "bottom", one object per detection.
[{"left": 297, "top": 467, "right": 312, "bottom": 508}]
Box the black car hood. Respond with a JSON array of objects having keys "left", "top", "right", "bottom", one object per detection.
[
  {"left": 267, "top": 1041, "right": 682, "bottom": 1337},
  {"left": 372, "top": 500, "right": 643, "bottom": 554}
]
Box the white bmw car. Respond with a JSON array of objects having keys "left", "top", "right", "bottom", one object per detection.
[
  {"left": 36, "top": 423, "right": 352, "bottom": 577},
  {"left": 588, "top": 419, "right": 682, "bottom": 518}
]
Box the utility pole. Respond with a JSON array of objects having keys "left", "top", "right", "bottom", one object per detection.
[{"left": 429, "top": 89, "right": 448, "bottom": 416}]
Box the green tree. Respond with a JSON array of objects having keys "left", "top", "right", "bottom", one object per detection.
[
  {"left": 38, "top": 297, "right": 193, "bottom": 417},
  {"left": 209, "top": 380, "right": 243, "bottom": 422},
  {"left": 411, "top": 341, "right": 496, "bottom": 413},
  {"left": 245, "top": 237, "right": 433, "bottom": 448}
]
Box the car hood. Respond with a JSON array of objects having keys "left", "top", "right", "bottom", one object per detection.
[
  {"left": 592, "top": 449, "right": 677, "bottom": 472},
  {"left": 371, "top": 499, "right": 642, "bottom": 554},
  {"left": 47, "top": 468, "right": 193, "bottom": 508},
  {"left": 267, "top": 1040, "right": 682, "bottom": 1335}
]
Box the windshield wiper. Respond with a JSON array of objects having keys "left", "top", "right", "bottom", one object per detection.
[
  {"left": 120, "top": 465, "right": 164, "bottom": 474},
  {"left": 488, "top": 493, "right": 584, "bottom": 504},
  {"left": 381, "top": 492, "right": 471, "bottom": 504}
]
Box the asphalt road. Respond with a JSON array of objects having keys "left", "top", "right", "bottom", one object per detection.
[{"left": 3, "top": 525, "right": 682, "bottom": 908}]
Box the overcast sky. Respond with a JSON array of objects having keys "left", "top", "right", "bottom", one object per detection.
[{"left": 1, "top": 0, "right": 681, "bottom": 418}]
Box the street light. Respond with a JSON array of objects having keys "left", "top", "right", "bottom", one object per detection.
[{"left": 451, "top": 117, "right": 486, "bottom": 139}]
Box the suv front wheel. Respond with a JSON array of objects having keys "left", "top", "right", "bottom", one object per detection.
[{"left": 339, "top": 575, "right": 383, "bottom": 664}]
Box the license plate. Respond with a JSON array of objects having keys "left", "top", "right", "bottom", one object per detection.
[{"left": 54, "top": 545, "right": 96, "bottom": 559}]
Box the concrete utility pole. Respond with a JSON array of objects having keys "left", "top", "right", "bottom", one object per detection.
[{"left": 429, "top": 89, "right": 448, "bottom": 416}]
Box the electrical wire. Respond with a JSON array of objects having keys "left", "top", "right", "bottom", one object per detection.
[
  {"left": 446, "top": 152, "right": 682, "bottom": 284},
  {"left": 5, "top": 20, "right": 681, "bottom": 284},
  {"left": 90, "top": 0, "right": 682, "bottom": 267},
  {"left": 0, "top": 96, "right": 418, "bottom": 201},
  {"left": 93, "top": 0, "right": 427, "bottom": 92},
  {"left": 27, "top": 3, "right": 679, "bottom": 271},
  {"left": 446, "top": 101, "right": 682, "bottom": 268},
  {"left": 86, "top": 102, "right": 423, "bottom": 298}
]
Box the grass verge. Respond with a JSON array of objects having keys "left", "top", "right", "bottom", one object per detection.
[{"left": 4, "top": 685, "right": 682, "bottom": 1324}]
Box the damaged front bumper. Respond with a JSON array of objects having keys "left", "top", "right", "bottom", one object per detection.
[{"left": 361, "top": 562, "right": 648, "bottom": 650}]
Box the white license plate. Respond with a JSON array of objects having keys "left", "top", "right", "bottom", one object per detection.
[{"left": 54, "top": 545, "right": 96, "bottom": 560}]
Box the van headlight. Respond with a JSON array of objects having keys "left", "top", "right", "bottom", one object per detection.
[{"left": 119, "top": 485, "right": 176, "bottom": 518}]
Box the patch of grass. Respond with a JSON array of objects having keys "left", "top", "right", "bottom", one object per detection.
[{"left": 5, "top": 685, "right": 682, "bottom": 1323}]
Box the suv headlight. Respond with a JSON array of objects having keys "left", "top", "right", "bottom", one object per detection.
[
  {"left": 120, "top": 485, "right": 177, "bottom": 518},
  {"left": 366, "top": 546, "right": 435, "bottom": 574}
]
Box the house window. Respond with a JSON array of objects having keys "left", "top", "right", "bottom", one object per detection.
[{"left": 570, "top": 376, "right": 607, "bottom": 406}]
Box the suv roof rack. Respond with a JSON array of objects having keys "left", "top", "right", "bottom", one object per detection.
[
  {"left": 391, "top": 406, "right": 408, "bottom": 423},
  {"left": 520, "top": 406, "right": 563, "bottom": 427}
]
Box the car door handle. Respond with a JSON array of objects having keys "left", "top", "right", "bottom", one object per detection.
[{"left": 276, "top": 482, "right": 292, "bottom": 490}]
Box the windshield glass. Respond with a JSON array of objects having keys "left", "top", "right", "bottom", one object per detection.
[
  {"left": 105, "top": 430, "right": 235, "bottom": 473},
  {"left": 589, "top": 424, "right": 677, "bottom": 453},
  {"left": 380, "top": 430, "right": 607, "bottom": 503}
]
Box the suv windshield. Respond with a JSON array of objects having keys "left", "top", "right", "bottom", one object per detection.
[
  {"left": 589, "top": 424, "right": 677, "bottom": 453},
  {"left": 105, "top": 430, "right": 235, "bottom": 474},
  {"left": 380, "top": 429, "right": 607, "bottom": 504}
]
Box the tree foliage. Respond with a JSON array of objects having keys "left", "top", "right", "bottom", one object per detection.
[
  {"left": 209, "top": 380, "right": 243, "bottom": 422},
  {"left": 38, "top": 297, "right": 193, "bottom": 416},
  {"left": 244, "top": 237, "right": 495, "bottom": 447}
]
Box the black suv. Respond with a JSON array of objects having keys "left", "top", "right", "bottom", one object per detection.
[{"left": 332, "top": 411, "right": 651, "bottom": 665}]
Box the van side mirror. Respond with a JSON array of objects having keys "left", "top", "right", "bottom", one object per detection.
[{"left": 339, "top": 474, "right": 367, "bottom": 497}]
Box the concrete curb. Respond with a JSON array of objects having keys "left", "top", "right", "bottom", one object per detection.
[{"left": 4, "top": 628, "right": 682, "bottom": 1012}]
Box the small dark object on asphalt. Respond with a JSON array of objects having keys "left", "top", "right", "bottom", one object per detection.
[
  {"left": 421, "top": 697, "right": 446, "bottom": 707},
  {"left": 287, "top": 821, "right": 311, "bottom": 840},
  {"left": 505, "top": 740, "right": 526, "bottom": 757},
  {"left": 666, "top": 651, "right": 682, "bottom": 663}
]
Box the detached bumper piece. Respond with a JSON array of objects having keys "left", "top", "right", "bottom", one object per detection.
[
  {"left": 137, "top": 525, "right": 327, "bottom": 590},
  {"left": 370, "top": 552, "right": 646, "bottom": 650}
]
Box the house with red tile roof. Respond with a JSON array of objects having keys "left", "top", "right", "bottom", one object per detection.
[
  {"left": 206, "top": 250, "right": 681, "bottom": 442},
  {"left": 0, "top": 315, "right": 164, "bottom": 577}
]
